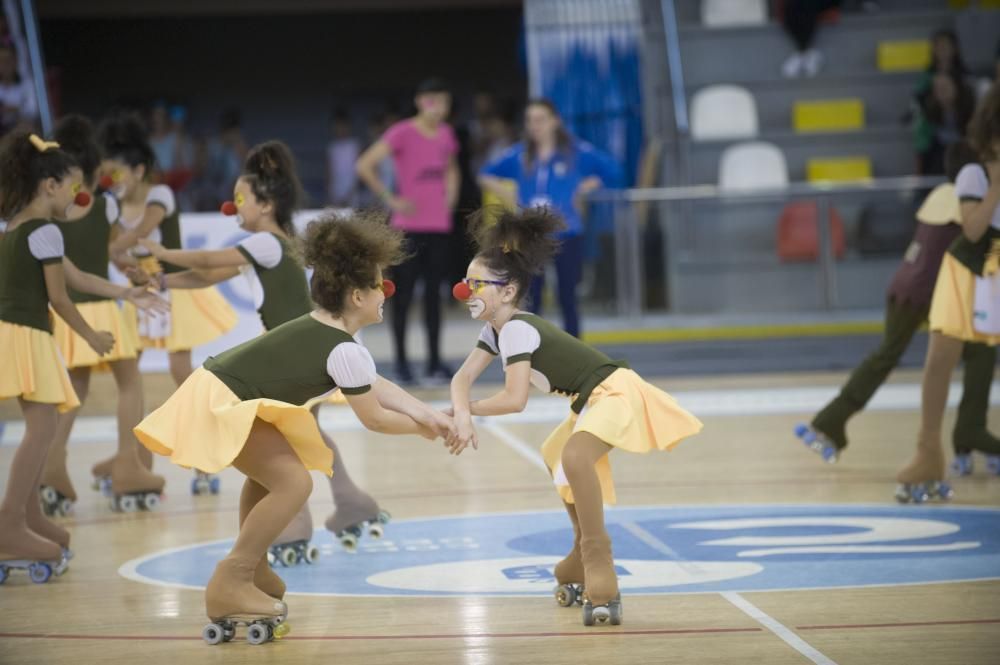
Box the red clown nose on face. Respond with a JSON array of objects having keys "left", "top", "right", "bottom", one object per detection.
[
  {"left": 73, "top": 191, "right": 92, "bottom": 207},
  {"left": 381, "top": 279, "right": 396, "bottom": 298},
  {"left": 452, "top": 281, "right": 472, "bottom": 301},
  {"left": 98, "top": 175, "right": 114, "bottom": 190},
  {"left": 220, "top": 201, "right": 238, "bottom": 216}
]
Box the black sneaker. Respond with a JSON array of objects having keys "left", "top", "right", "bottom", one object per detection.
[
  {"left": 424, "top": 362, "right": 453, "bottom": 384},
  {"left": 394, "top": 363, "right": 417, "bottom": 386}
]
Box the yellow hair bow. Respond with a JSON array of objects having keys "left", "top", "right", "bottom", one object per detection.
[{"left": 29, "top": 134, "right": 60, "bottom": 153}]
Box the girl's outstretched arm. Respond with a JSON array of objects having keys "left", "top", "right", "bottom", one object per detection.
[
  {"left": 346, "top": 389, "right": 440, "bottom": 438},
  {"left": 373, "top": 376, "right": 455, "bottom": 440},
  {"left": 139, "top": 239, "right": 249, "bottom": 270},
  {"left": 448, "top": 348, "right": 495, "bottom": 454},
  {"left": 466, "top": 360, "right": 531, "bottom": 417}
]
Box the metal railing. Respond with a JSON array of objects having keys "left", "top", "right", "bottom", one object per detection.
[{"left": 590, "top": 175, "right": 947, "bottom": 320}]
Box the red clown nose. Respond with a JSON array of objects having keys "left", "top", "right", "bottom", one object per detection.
[
  {"left": 73, "top": 191, "right": 92, "bottom": 207},
  {"left": 220, "top": 201, "right": 238, "bottom": 216},
  {"left": 381, "top": 279, "right": 396, "bottom": 298},
  {"left": 98, "top": 175, "right": 114, "bottom": 190},
  {"left": 452, "top": 281, "right": 472, "bottom": 301}
]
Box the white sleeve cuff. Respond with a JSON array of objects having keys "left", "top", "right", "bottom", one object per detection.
[
  {"left": 326, "top": 342, "right": 377, "bottom": 394},
  {"left": 28, "top": 224, "right": 65, "bottom": 261}
]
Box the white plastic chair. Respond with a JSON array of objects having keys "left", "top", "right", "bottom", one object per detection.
[
  {"left": 701, "top": 0, "right": 768, "bottom": 27},
  {"left": 719, "top": 142, "right": 789, "bottom": 191},
  {"left": 690, "top": 85, "right": 759, "bottom": 141}
]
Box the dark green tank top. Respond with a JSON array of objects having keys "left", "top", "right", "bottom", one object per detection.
[
  {"left": 236, "top": 233, "right": 313, "bottom": 330},
  {"left": 59, "top": 194, "right": 113, "bottom": 304},
  {"left": 0, "top": 219, "right": 62, "bottom": 332},
  {"left": 480, "top": 313, "right": 629, "bottom": 413},
  {"left": 204, "top": 314, "right": 357, "bottom": 404}
]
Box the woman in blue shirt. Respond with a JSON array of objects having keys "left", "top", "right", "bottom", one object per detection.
[{"left": 479, "top": 99, "right": 623, "bottom": 337}]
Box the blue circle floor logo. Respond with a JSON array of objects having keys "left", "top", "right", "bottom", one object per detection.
[{"left": 120, "top": 504, "right": 1000, "bottom": 597}]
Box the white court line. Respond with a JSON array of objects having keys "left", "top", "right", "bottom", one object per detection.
[
  {"left": 624, "top": 519, "right": 838, "bottom": 664},
  {"left": 5, "top": 380, "right": 993, "bottom": 447},
  {"left": 722, "top": 592, "right": 838, "bottom": 665},
  {"left": 480, "top": 422, "right": 549, "bottom": 473}
]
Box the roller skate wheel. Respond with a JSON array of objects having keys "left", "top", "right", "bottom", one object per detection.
[
  {"left": 142, "top": 493, "right": 160, "bottom": 511},
  {"left": 304, "top": 545, "right": 320, "bottom": 564},
  {"left": 118, "top": 495, "right": 139, "bottom": 513},
  {"left": 28, "top": 562, "right": 52, "bottom": 584},
  {"left": 793, "top": 423, "right": 810, "bottom": 439},
  {"left": 339, "top": 532, "right": 359, "bottom": 552},
  {"left": 202, "top": 623, "right": 224, "bottom": 645},
  {"left": 0, "top": 566, "right": 8, "bottom": 585},
  {"left": 58, "top": 498, "right": 73, "bottom": 516},
  {"left": 368, "top": 523, "right": 384, "bottom": 539},
  {"left": 209, "top": 477, "right": 221, "bottom": 494},
  {"left": 246, "top": 623, "right": 270, "bottom": 645},
  {"left": 266, "top": 550, "right": 277, "bottom": 567},
  {"left": 554, "top": 584, "right": 578, "bottom": 608},
  {"left": 40, "top": 486, "right": 58, "bottom": 504},
  {"left": 951, "top": 454, "right": 973, "bottom": 476},
  {"left": 931, "top": 481, "right": 954, "bottom": 500},
  {"left": 582, "top": 602, "right": 595, "bottom": 626},
  {"left": 279, "top": 546, "right": 298, "bottom": 567},
  {"left": 608, "top": 599, "right": 623, "bottom": 625},
  {"left": 591, "top": 605, "right": 611, "bottom": 625},
  {"left": 377, "top": 510, "right": 391, "bottom": 524},
  {"left": 273, "top": 622, "right": 290, "bottom": 639}
]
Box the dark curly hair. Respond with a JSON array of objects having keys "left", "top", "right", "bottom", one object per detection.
[
  {"left": 98, "top": 112, "right": 156, "bottom": 174},
  {"left": 968, "top": 82, "right": 1000, "bottom": 162},
  {"left": 242, "top": 141, "right": 304, "bottom": 236},
  {"left": 467, "top": 207, "right": 564, "bottom": 305},
  {"left": 0, "top": 128, "right": 78, "bottom": 219},
  {"left": 302, "top": 210, "right": 406, "bottom": 316},
  {"left": 54, "top": 114, "right": 101, "bottom": 188}
]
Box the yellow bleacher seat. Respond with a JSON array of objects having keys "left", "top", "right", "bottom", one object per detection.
[
  {"left": 793, "top": 99, "right": 865, "bottom": 133},
  {"left": 807, "top": 156, "right": 872, "bottom": 183},
  {"left": 878, "top": 40, "right": 931, "bottom": 72}
]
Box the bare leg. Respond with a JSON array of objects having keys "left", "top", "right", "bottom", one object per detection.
[
  {"left": 561, "top": 432, "right": 617, "bottom": 605},
  {"left": 898, "top": 332, "right": 964, "bottom": 484},
  {"left": 0, "top": 400, "right": 64, "bottom": 563},
  {"left": 204, "top": 420, "right": 311, "bottom": 620},
  {"left": 41, "top": 367, "right": 91, "bottom": 504},
  {"left": 239, "top": 478, "right": 286, "bottom": 600}
]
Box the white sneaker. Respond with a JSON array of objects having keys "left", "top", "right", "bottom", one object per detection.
[
  {"left": 802, "top": 49, "right": 824, "bottom": 77},
  {"left": 782, "top": 52, "right": 804, "bottom": 78}
]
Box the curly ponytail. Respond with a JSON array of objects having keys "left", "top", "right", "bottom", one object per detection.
[
  {"left": 242, "top": 141, "right": 304, "bottom": 235},
  {"left": 467, "top": 207, "right": 564, "bottom": 304}
]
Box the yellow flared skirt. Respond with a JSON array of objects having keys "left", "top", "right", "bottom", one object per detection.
[
  {"left": 123, "top": 286, "right": 237, "bottom": 352},
  {"left": 929, "top": 255, "right": 1000, "bottom": 346},
  {"left": 0, "top": 321, "right": 79, "bottom": 412},
  {"left": 52, "top": 299, "right": 139, "bottom": 369},
  {"left": 133, "top": 367, "right": 333, "bottom": 475},
  {"left": 540, "top": 368, "right": 703, "bottom": 505}
]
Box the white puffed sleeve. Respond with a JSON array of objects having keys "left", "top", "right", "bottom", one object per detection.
[{"left": 326, "top": 342, "right": 377, "bottom": 395}]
